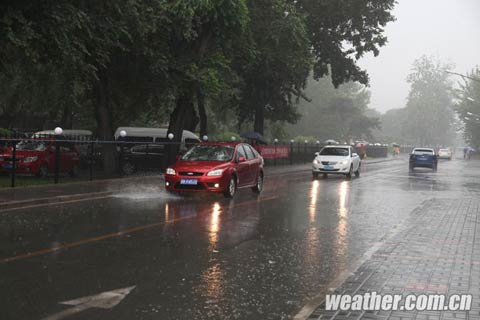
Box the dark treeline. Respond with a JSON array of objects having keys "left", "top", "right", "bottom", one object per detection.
[{"left": 1, "top": 0, "right": 396, "bottom": 167}]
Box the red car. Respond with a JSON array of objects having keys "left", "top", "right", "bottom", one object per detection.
[
  {"left": 0, "top": 139, "right": 80, "bottom": 177},
  {"left": 165, "top": 142, "right": 264, "bottom": 198}
]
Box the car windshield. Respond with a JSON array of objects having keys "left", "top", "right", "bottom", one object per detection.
[
  {"left": 319, "top": 147, "right": 349, "bottom": 156},
  {"left": 16, "top": 140, "right": 47, "bottom": 151},
  {"left": 413, "top": 149, "right": 434, "bottom": 155},
  {"left": 181, "top": 145, "right": 234, "bottom": 161}
]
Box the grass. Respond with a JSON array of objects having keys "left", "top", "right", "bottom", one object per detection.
[{"left": 0, "top": 175, "right": 79, "bottom": 188}]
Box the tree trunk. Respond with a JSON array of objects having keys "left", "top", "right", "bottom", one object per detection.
[
  {"left": 254, "top": 103, "right": 265, "bottom": 135},
  {"left": 61, "top": 104, "right": 73, "bottom": 129},
  {"left": 197, "top": 87, "right": 207, "bottom": 138},
  {"left": 166, "top": 85, "right": 197, "bottom": 165},
  {"left": 93, "top": 71, "right": 117, "bottom": 175}
]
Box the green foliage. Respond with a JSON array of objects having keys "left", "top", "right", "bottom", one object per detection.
[
  {"left": 297, "top": 0, "right": 396, "bottom": 87},
  {"left": 289, "top": 76, "right": 378, "bottom": 141},
  {"left": 212, "top": 131, "right": 241, "bottom": 142},
  {"left": 0, "top": 128, "right": 12, "bottom": 137},
  {"left": 455, "top": 67, "right": 480, "bottom": 148},
  {"left": 403, "top": 56, "right": 456, "bottom": 146},
  {"left": 293, "top": 136, "right": 317, "bottom": 143}
]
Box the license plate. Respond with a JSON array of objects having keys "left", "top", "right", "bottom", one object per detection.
[
  {"left": 418, "top": 157, "right": 427, "bottom": 160},
  {"left": 323, "top": 165, "right": 334, "bottom": 170},
  {"left": 180, "top": 178, "right": 198, "bottom": 185},
  {"left": 3, "top": 163, "right": 12, "bottom": 169}
]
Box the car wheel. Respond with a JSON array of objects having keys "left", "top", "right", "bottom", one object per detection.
[
  {"left": 409, "top": 165, "right": 414, "bottom": 172},
  {"left": 224, "top": 177, "right": 237, "bottom": 198},
  {"left": 312, "top": 172, "right": 319, "bottom": 179},
  {"left": 433, "top": 165, "right": 437, "bottom": 172},
  {"left": 354, "top": 164, "right": 361, "bottom": 177},
  {"left": 122, "top": 162, "right": 135, "bottom": 175},
  {"left": 252, "top": 173, "right": 263, "bottom": 193},
  {"left": 37, "top": 164, "right": 48, "bottom": 178},
  {"left": 69, "top": 164, "right": 79, "bottom": 177},
  {"left": 346, "top": 165, "right": 353, "bottom": 179}
]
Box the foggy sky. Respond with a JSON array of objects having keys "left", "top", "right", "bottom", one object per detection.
[{"left": 358, "top": 0, "right": 480, "bottom": 113}]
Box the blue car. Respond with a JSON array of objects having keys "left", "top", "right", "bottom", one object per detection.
[{"left": 409, "top": 148, "right": 438, "bottom": 172}]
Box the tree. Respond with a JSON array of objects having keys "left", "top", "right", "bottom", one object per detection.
[
  {"left": 235, "top": 0, "right": 312, "bottom": 135},
  {"left": 288, "top": 77, "right": 378, "bottom": 141},
  {"left": 297, "top": 0, "right": 396, "bottom": 87},
  {"left": 403, "top": 56, "right": 456, "bottom": 146},
  {"left": 455, "top": 67, "right": 480, "bottom": 149}
]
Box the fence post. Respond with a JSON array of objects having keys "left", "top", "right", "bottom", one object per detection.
[
  {"left": 304, "top": 140, "right": 308, "bottom": 163},
  {"left": 290, "top": 140, "right": 294, "bottom": 165},
  {"left": 54, "top": 140, "right": 60, "bottom": 184},
  {"left": 10, "top": 141, "right": 17, "bottom": 188},
  {"left": 145, "top": 143, "right": 149, "bottom": 175},
  {"left": 89, "top": 141, "right": 94, "bottom": 181},
  {"left": 274, "top": 139, "right": 278, "bottom": 166}
]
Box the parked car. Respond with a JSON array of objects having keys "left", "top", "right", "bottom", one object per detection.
[
  {"left": 409, "top": 148, "right": 437, "bottom": 172},
  {"left": 437, "top": 148, "right": 452, "bottom": 160},
  {"left": 165, "top": 142, "right": 264, "bottom": 198},
  {"left": 312, "top": 145, "right": 361, "bottom": 179},
  {"left": 0, "top": 139, "right": 80, "bottom": 177},
  {"left": 120, "top": 144, "right": 166, "bottom": 174},
  {"left": 115, "top": 127, "right": 201, "bottom": 172},
  {"left": 114, "top": 127, "right": 200, "bottom": 151}
]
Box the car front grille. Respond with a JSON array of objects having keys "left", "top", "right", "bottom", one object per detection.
[
  {"left": 179, "top": 172, "right": 204, "bottom": 176},
  {"left": 321, "top": 161, "right": 337, "bottom": 165}
]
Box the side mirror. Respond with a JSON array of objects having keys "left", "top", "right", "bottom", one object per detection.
[
  {"left": 352, "top": 153, "right": 358, "bottom": 157},
  {"left": 238, "top": 156, "right": 246, "bottom": 162},
  {"left": 314, "top": 152, "right": 319, "bottom": 156}
]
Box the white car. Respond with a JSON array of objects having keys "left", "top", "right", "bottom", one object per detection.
[
  {"left": 437, "top": 148, "right": 452, "bottom": 160},
  {"left": 312, "top": 145, "right": 361, "bottom": 179}
]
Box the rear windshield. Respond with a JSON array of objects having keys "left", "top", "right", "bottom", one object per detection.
[
  {"left": 319, "top": 147, "right": 349, "bottom": 156},
  {"left": 16, "top": 140, "right": 48, "bottom": 151},
  {"left": 439, "top": 149, "right": 450, "bottom": 152},
  {"left": 182, "top": 145, "right": 234, "bottom": 161},
  {"left": 413, "top": 149, "right": 434, "bottom": 155}
]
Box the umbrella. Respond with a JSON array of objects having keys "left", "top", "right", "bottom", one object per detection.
[{"left": 240, "top": 131, "right": 267, "bottom": 144}]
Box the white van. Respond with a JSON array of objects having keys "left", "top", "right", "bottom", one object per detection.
[
  {"left": 33, "top": 129, "right": 93, "bottom": 141},
  {"left": 114, "top": 127, "right": 200, "bottom": 150},
  {"left": 114, "top": 127, "right": 201, "bottom": 173}
]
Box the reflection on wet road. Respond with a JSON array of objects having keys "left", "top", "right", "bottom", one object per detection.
[{"left": 1, "top": 158, "right": 479, "bottom": 319}]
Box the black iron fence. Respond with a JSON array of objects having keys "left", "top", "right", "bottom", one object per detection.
[{"left": 0, "top": 136, "right": 390, "bottom": 188}]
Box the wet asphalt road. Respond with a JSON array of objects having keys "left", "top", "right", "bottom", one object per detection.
[{"left": 1, "top": 157, "right": 478, "bottom": 320}]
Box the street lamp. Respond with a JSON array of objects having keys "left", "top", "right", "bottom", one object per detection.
[
  {"left": 54, "top": 127, "right": 63, "bottom": 135},
  {"left": 119, "top": 130, "right": 127, "bottom": 138},
  {"left": 167, "top": 133, "right": 174, "bottom": 140},
  {"left": 202, "top": 135, "right": 208, "bottom": 141}
]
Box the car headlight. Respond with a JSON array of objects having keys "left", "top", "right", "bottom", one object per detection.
[
  {"left": 23, "top": 156, "right": 38, "bottom": 163},
  {"left": 207, "top": 169, "right": 223, "bottom": 176},
  {"left": 313, "top": 159, "right": 319, "bottom": 165},
  {"left": 166, "top": 168, "right": 176, "bottom": 175},
  {"left": 339, "top": 160, "right": 348, "bottom": 165}
]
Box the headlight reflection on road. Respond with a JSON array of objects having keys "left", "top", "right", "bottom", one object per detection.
[
  {"left": 209, "top": 202, "right": 222, "bottom": 246},
  {"left": 338, "top": 181, "right": 349, "bottom": 218},
  {"left": 336, "top": 181, "right": 349, "bottom": 264},
  {"left": 309, "top": 180, "right": 320, "bottom": 223}
]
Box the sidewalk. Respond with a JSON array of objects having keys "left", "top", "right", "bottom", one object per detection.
[
  {"left": 0, "top": 157, "right": 398, "bottom": 210},
  {"left": 304, "top": 197, "right": 480, "bottom": 320}
]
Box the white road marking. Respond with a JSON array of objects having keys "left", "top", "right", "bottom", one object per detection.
[{"left": 41, "top": 286, "right": 136, "bottom": 320}]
